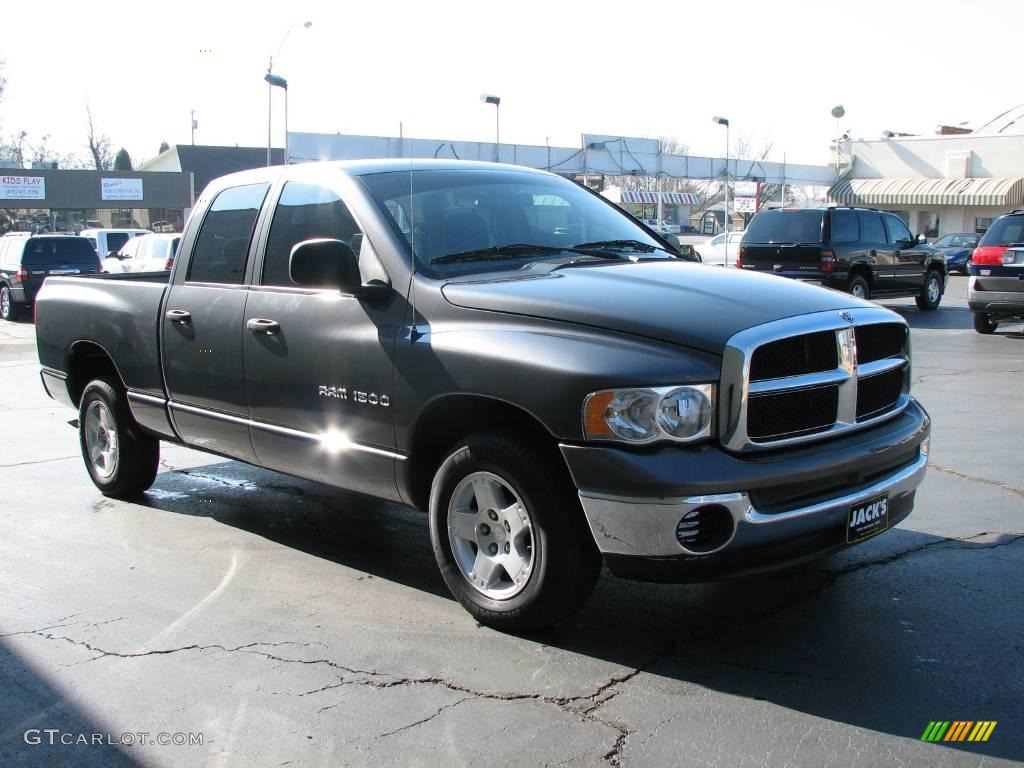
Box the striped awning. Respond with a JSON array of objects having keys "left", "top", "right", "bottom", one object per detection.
[
  {"left": 828, "top": 177, "right": 1024, "bottom": 207},
  {"left": 618, "top": 190, "right": 700, "bottom": 205}
]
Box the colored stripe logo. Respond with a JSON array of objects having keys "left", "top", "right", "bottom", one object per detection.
[{"left": 921, "top": 721, "right": 997, "bottom": 742}]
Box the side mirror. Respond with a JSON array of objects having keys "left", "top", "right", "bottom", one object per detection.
[
  {"left": 916, "top": 233, "right": 927, "bottom": 243},
  {"left": 288, "top": 238, "right": 388, "bottom": 299},
  {"left": 108, "top": 250, "right": 121, "bottom": 259}
]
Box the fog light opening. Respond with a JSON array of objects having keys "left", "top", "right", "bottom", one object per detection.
[{"left": 676, "top": 504, "right": 735, "bottom": 554}]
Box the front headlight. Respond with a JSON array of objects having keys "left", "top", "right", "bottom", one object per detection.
[{"left": 583, "top": 384, "right": 715, "bottom": 444}]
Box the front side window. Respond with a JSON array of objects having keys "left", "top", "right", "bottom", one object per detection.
[
  {"left": 883, "top": 214, "right": 913, "bottom": 245},
  {"left": 360, "top": 169, "right": 664, "bottom": 276},
  {"left": 262, "top": 182, "right": 364, "bottom": 287},
  {"left": 188, "top": 183, "right": 269, "bottom": 284}
]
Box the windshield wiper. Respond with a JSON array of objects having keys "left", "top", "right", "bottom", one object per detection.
[
  {"left": 571, "top": 239, "right": 661, "bottom": 253},
  {"left": 430, "top": 243, "right": 567, "bottom": 265}
]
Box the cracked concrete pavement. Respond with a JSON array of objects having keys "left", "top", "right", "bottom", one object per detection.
[{"left": 0, "top": 279, "right": 1021, "bottom": 767}]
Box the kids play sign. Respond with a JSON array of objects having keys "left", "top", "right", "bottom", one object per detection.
[{"left": 1, "top": 175, "right": 45, "bottom": 200}]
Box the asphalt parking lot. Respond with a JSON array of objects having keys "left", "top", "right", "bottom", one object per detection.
[{"left": 1, "top": 276, "right": 1021, "bottom": 767}]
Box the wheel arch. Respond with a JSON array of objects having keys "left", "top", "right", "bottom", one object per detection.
[
  {"left": 402, "top": 394, "right": 566, "bottom": 512},
  {"left": 65, "top": 340, "right": 127, "bottom": 407}
]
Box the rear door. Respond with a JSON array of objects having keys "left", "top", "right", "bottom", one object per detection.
[
  {"left": 739, "top": 209, "right": 824, "bottom": 274},
  {"left": 242, "top": 179, "right": 403, "bottom": 500},
  {"left": 162, "top": 182, "right": 270, "bottom": 463},
  {"left": 857, "top": 212, "right": 895, "bottom": 291}
]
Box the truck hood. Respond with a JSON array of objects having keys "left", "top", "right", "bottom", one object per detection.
[{"left": 441, "top": 261, "right": 871, "bottom": 354}]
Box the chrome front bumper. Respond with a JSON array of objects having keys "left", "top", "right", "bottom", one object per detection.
[{"left": 578, "top": 444, "right": 929, "bottom": 559}]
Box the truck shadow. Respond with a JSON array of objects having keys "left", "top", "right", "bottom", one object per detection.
[{"left": 138, "top": 460, "right": 1022, "bottom": 760}]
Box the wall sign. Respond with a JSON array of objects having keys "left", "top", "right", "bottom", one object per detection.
[
  {"left": 1, "top": 175, "right": 46, "bottom": 200},
  {"left": 101, "top": 178, "right": 143, "bottom": 201}
]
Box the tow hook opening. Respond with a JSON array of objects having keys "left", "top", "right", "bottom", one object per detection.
[{"left": 676, "top": 504, "right": 735, "bottom": 554}]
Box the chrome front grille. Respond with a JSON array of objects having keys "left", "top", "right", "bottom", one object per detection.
[{"left": 719, "top": 308, "right": 911, "bottom": 452}]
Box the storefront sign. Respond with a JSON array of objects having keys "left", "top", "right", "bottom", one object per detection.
[
  {"left": 1, "top": 175, "right": 46, "bottom": 200},
  {"left": 101, "top": 178, "right": 143, "bottom": 201}
]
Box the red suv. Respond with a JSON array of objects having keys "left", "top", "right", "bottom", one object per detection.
[{"left": 969, "top": 209, "right": 1024, "bottom": 333}]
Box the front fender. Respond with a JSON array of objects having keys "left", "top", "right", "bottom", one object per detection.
[{"left": 393, "top": 315, "right": 722, "bottom": 447}]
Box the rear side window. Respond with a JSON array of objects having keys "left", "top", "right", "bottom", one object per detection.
[
  {"left": 743, "top": 210, "right": 824, "bottom": 244},
  {"left": 188, "top": 183, "right": 269, "bottom": 284},
  {"left": 978, "top": 215, "right": 1024, "bottom": 247},
  {"left": 23, "top": 238, "right": 98, "bottom": 265},
  {"left": 859, "top": 212, "right": 886, "bottom": 243},
  {"left": 105, "top": 233, "right": 129, "bottom": 254},
  {"left": 828, "top": 210, "right": 859, "bottom": 243},
  {"left": 883, "top": 214, "right": 913, "bottom": 245},
  {"left": 262, "top": 181, "right": 364, "bottom": 287}
]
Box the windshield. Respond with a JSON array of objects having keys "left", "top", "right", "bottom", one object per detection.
[
  {"left": 743, "top": 209, "right": 824, "bottom": 244},
  {"left": 359, "top": 169, "right": 666, "bottom": 276}
]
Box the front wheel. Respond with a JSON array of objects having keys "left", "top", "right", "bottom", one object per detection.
[
  {"left": 915, "top": 269, "right": 943, "bottom": 310},
  {"left": 429, "top": 431, "right": 601, "bottom": 632},
  {"left": 78, "top": 378, "right": 159, "bottom": 497},
  {"left": 0, "top": 285, "right": 15, "bottom": 321},
  {"left": 973, "top": 313, "right": 998, "bottom": 334}
]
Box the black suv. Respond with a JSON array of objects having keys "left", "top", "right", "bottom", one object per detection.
[
  {"left": 738, "top": 207, "right": 947, "bottom": 309},
  {"left": 0, "top": 234, "right": 101, "bottom": 320}
]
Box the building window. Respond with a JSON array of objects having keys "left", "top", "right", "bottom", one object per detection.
[
  {"left": 919, "top": 211, "right": 939, "bottom": 239},
  {"left": 975, "top": 217, "right": 994, "bottom": 234}
]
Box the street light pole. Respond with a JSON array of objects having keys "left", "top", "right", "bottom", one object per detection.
[
  {"left": 712, "top": 116, "right": 730, "bottom": 261},
  {"left": 481, "top": 94, "right": 501, "bottom": 162},
  {"left": 265, "top": 73, "right": 289, "bottom": 165},
  {"left": 831, "top": 105, "right": 845, "bottom": 176}
]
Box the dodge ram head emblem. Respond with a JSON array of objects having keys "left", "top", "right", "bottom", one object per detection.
[{"left": 838, "top": 311, "right": 854, "bottom": 323}]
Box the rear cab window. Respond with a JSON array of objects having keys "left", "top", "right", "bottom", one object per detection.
[
  {"left": 187, "top": 183, "right": 270, "bottom": 284},
  {"left": 743, "top": 210, "right": 824, "bottom": 244}
]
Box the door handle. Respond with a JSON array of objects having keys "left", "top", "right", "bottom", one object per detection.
[
  {"left": 246, "top": 318, "right": 281, "bottom": 335},
  {"left": 165, "top": 309, "right": 192, "bottom": 324}
]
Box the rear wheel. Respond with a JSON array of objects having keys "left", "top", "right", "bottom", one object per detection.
[
  {"left": 429, "top": 431, "right": 601, "bottom": 632},
  {"left": 848, "top": 274, "right": 870, "bottom": 301},
  {"left": 0, "top": 285, "right": 14, "bottom": 321},
  {"left": 916, "top": 269, "right": 943, "bottom": 310},
  {"left": 973, "top": 313, "right": 998, "bottom": 335},
  {"left": 78, "top": 378, "right": 159, "bottom": 497}
]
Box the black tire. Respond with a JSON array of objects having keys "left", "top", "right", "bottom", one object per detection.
[
  {"left": 0, "top": 284, "right": 14, "bottom": 321},
  {"left": 848, "top": 274, "right": 870, "bottom": 301},
  {"left": 78, "top": 378, "right": 159, "bottom": 497},
  {"left": 915, "top": 269, "right": 943, "bottom": 310},
  {"left": 429, "top": 431, "right": 601, "bottom": 632},
  {"left": 973, "top": 313, "right": 998, "bottom": 335}
]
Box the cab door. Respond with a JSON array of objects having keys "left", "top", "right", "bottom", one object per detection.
[
  {"left": 162, "top": 182, "right": 270, "bottom": 463},
  {"left": 241, "top": 180, "right": 404, "bottom": 500},
  {"left": 884, "top": 213, "right": 927, "bottom": 292}
]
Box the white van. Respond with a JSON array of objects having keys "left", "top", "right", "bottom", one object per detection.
[{"left": 79, "top": 228, "right": 151, "bottom": 258}]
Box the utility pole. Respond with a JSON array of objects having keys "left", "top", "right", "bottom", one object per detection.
[{"left": 191, "top": 110, "right": 197, "bottom": 145}]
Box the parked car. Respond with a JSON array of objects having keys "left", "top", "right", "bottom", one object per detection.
[
  {"left": 739, "top": 207, "right": 947, "bottom": 309},
  {"left": 79, "top": 228, "right": 151, "bottom": 258},
  {"left": 35, "top": 160, "right": 930, "bottom": 631},
  {"left": 969, "top": 209, "right": 1024, "bottom": 333},
  {"left": 699, "top": 231, "right": 744, "bottom": 266},
  {"left": 644, "top": 219, "right": 681, "bottom": 235},
  {"left": 0, "top": 234, "right": 100, "bottom": 320},
  {"left": 102, "top": 233, "right": 182, "bottom": 273},
  {"left": 931, "top": 233, "right": 978, "bottom": 274}
]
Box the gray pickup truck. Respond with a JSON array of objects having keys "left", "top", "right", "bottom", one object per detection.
[{"left": 35, "top": 160, "right": 931, "bottom": 630}]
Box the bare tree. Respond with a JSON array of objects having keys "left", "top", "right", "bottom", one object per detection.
[{"left": 85, "top": 102, "right": 113, "bottom": 171}]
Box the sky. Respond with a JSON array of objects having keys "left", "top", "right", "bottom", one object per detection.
[{"left": 0, "top": 0, "right": 1018, "bottom": 169}]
